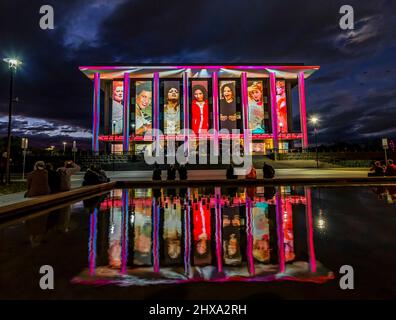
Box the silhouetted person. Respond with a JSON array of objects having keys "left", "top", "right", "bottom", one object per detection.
[
  {"left": 152, "top": 163, "right": 162, "bottom": 181},
  {"left": 82, "top": 164, "right": 109, "bottom": 186},
  {"left": 167, "top": 165, "right": 176, "bottom": 181},
  {"left": 26, "top": 161, "right": 50, "bottom": 197},
  {"left": 57, "top": 160, "right": 81, "bottom": 191},
  {"left": 368, "top": 161, "right": 385, "bottom": 177},
  {"left": 46, "top": 163, "right": 60, "bottom": 193},
  {"left": 0, "top": 152, "right": 7, "bottom": 184},
  {"left": 226, "top": 164, "right": 237, "bottom": 179},
  {"left": 178, "top": 164, "right": 188, "bottom": 180},
  {"left": 263, "top": 162, "right": 275, "bottom": 179},
  {"left": 385, "top": 159, "right": 396, "bottom": 176}
]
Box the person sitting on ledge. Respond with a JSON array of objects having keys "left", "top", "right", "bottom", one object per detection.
[
  {"left": 167, "top": 164, "right": 176, "bottom": 181},
  {"left": 263, "top": 162, "right": 275, "bottom": 179},
  {"left": 226, "top": 163, "right": 237, "bottom": 180},
  {"left": 385, "top": 159, "right": 396, "bottom": 176},
  {"left": 82, "top": 164, "right": 109, "bottom": 186},
  {"left": 25, "top": 161, "right": 50, "bottom": 198},
  {"left": 246, "top": 166, "right": 257, "bottom": 179},
  {"left": 46, "top": 163, "right": 60, "bottom": 194},
  {"left": 152, "top": 163, "right": 162, "bottom": 181},
  {"left": 368, "top": 161, "right": 385, "bottom": 177},
  {"left": 57, "top": 160, "right": 81, "bottom": 191},
  {"left": 178, "top": 164, "right": 188, "bottom": 180}
]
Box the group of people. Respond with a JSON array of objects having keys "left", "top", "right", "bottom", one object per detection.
[
  {"left": 368, "top": 159, "right": 396, "bottom": 177},
  {"left": 152, "top": 163, "right": 188, "bottom": 181},
  {"left": 26, "top": 160, "right": 80, "bottom": 197},
  {"left": 226, "top": 162, "right": 275, "bottom": 180}
]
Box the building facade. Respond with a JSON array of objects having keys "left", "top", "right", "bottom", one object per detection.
[{"left": 79, "top": 64, "right": 319, "bottom": 155}]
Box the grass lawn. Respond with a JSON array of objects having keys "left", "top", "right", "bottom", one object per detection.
[{"left": 0, "top": 181, "right": 27, "bottom": 195}]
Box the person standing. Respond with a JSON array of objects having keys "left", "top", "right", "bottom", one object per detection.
[
  {"left": 57, "top": 160, "right": 81, "bottom": 192},
  {"left": 26, "top": 161, "right": 50, "bottom": 197},
  {"left": 385, "top": 159, "right": 396, "bottom": 176}
]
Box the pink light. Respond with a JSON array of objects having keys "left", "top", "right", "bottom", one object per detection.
[
  {"left": 153, "top": 72, "right": 160, "bottom": 151},
  {"left": 245, "top": 198, "right": 255, "bottom": 276},
  {"left": 80, "top": 65, "right": 320, "bottom": 71},
  {"left": 88, "top": 209, "right": 97, "bottom": 276},
  {"left": 153, "top": 201, "right": 160, "bottom": 273},
  {"left": 183, "top": 72, "right": 189, "bottom": 155},
  {"left": 123, "top": 73, "right": 130, "bottom": 152},
  {"left": 298, "top": 72, "right": 309, "bottom": 148},
  {"left": 212, "top": 72, "right": 219, "bottom": 152},
  {"left": 121, "top": 190, "right": 129, "bottom": 275},
  {"left": 184, "top": 195, "right": 191, "bottom": 276},
  {"left": 305, "top": 187, "right": 317, "bottom": 273},
  {"left": 215, "top": 187, "right": 223, "bottom": 274},
  {"left": 241, "top": 72, "right": 250, "bottom": 156},
  {"left": 92, "top": 73, "right": 100, "bottom": 152},
  {"left": 269, "top": 72, "right": 279, "bottom": 152},
  {"left": 276, "top": 191, "right": 286, "bottom": 273}
]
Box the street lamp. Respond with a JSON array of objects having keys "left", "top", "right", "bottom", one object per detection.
[
  {"left": 3, "top": 57, "right": 22, "bottom": 184},
  {"left": 63, "top": 141, "right": 67, "bottom": 155},
  {"left": 310, "top": 116, "right": 319, "bottom": 168}
]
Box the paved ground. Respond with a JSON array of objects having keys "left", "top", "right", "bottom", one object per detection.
[{"left": 0, "top": 168, "right": 371, "bottom": 208}]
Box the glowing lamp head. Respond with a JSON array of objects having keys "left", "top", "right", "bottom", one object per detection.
[
  {"left": 310, "top": 116, "right": 319, "bottom": 125},
  {"left": 3, "top": 58, "right": 22, "bottom": 70}
]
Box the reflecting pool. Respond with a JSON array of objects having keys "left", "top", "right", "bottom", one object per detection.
[{"left": 1, "top": 185, "right": 396, "bottom": 299}]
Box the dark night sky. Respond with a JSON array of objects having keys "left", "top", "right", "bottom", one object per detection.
[{"left": 0, "top": 0, "right": 395, "bottom": 149}]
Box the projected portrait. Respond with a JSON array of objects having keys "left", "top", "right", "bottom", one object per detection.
[
  {"left": 164, "top": 81, "right": 181, "bottom": 135},
  {"left": 112, "top": 81, "right": 123, "bottom": 135},
  {"left": 135, "top": 81, "right": 152, "bottom": 136},
  {"left": 191, "top": 81, "right": 209, "bottom": 135},
  {"left": 248, "top": 81, "right": 265, "bottom": 134},
  {"left": 222, "top": 206, "right": 242, "bottom": 265},
  {"left": 276, "top": 80, "right": 288, "bottom": 134},
  {"left": 108, "top": 207, "right": 122, "bottom": 269},
  {"left": 219, "top": 81, "right": 237, "bottom": 131}
]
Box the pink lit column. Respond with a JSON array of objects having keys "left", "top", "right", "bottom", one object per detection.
[
  {"left": 212, "top": 72, "right": 219, "bottom": 153},
  {"left": 121, "top": 189, "right": 129, "bottom": 275},
  {"left": 269, "top": 72, "right": 279, "bottom": 157},
  {"left": 305, "top": 187, "right": 317, "bottom": 273},
  {"left": 276, "top": 189, "right": 285, "bottom": 273},
  {"left": 241, "top": 72, "right": 250, "bottom": 157},
  {"left": 153, "top": 72, "right": 160, "bottom": 154},
  {"left": 183, "top": 72, "right": 189, "bottom": 154},
  {"left": 298, "top": 72, "right": 309, "bottom": 149},
  {"left": 122, "top": 73, "right": 130, "bottom": 153},
  {"left": 92, "top": 72, "right": 100, "bottom": 153},
  {"left": 215, "top": 187, "right": 223, "bottom": 274}
]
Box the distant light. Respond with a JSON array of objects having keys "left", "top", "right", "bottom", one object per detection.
[
  {"left": 3, "top": 58, "right": 22, "bottom": 70},
  {"left": 310, "top": 116, "right": 319, "bottom": 125}
]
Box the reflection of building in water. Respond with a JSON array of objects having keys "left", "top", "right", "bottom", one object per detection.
[{"left": 74, "top": 186, "right": 334, "bottom": 285}]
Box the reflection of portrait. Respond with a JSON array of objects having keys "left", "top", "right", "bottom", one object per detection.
[
  {"left": 133, "top": 207, "right": 152, "bottom": 265},
  {"left": 135, "top": 81, "right": 152, "bottom": 136},
  {"left": 248, "top": 81, "right": 265, "bottom": 134},
  {"left": 222, "top": 206, "right": 242, "bottom": 265},
  {"left": 112, "top": 81, "right": 123, "bottom": 135},
  {"left": 163, "top": 202, "right": 182, "bottom": 263},
  {"left": 276, "top": 80, "right": 288, "bottom": 133},
  {"left": 283, "top": 203, "right": 295, "bottom": 262},
  {"left": 252, "top": 204, "right": 270, "bottom": 262},
  {"left": 164, "top": 82, "right": 181, "bottom": 134},
  {"left": 191, "top": 83, "right": 209, "bottom": 134},
  {"left": 193, "top": 201, "right": 211, "bottom": 266},
  {"left": 219, "top": 81, "right": 237, "bottom": 131},
  {"left": 108, "top": 208, "right": 122, "bottom": 268}
]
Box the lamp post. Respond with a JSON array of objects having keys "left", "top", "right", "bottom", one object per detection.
[
  {"left": 310, "top": 116, "right": 319, "bottom": 168},
  {"left": 3, "top": 58, "right": 22, "bottom": 184},
  {"left": 63, "top": 141, "right": 67, "bottom": 155},
  {"left": 131, "top": 123, "right": 135, "bottom": 160}
]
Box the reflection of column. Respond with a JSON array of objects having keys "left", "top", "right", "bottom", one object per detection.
[
  {"left": 184, "top": 195, "right": 191, "bottom": 276},
  {"left": 215, "top": 187, "right": 223, "bottom": 274},
  {"left": 88, "top": 208, "right": 98, "bottom": 276},
  {"left": 121, "top": 190, "right": 129, "bottom": 274},
  {"left": 275, "top": 190, "right": 285, "bottom": 273},
  {"left": 92, "top": 73, "right": 100, "bottom": 153},
  {"left": 305, "top": 187, "right": 317, "bottom": 273},
  {"left": 153, "top": 72, "right": 160, "bottom": 153},
  {"left": 152, "top": 199, "right": 160, "bottom": 273},
  {"left": 269, "top": 72, "right": 279, "bottom": 156},
  {"left": 212, "top": 72, "right": 219, "bottom": 153},
  {"left": 123, "top": 73, "right": 130, "bottom": 153},
  {"left": 241, "top": 72, "right": 250, "bottom": 157},
  {"left": 245, "top": 197, "right": 255, "bottom": 276},
  {"left": 183, "top": 72, "right": 189, "bottom": 155},
  {"left": 298, "top": 72, "right": 308, "bottom": 149}
]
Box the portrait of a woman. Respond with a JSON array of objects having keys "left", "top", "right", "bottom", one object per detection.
[
  {"left": 219, "top": 81, "right": 237, "bottom": 131},
  {"left": 191, "top": 83, "right": 209, "bottom": 135}
]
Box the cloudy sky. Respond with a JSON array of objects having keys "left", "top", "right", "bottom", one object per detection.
[{"left": 0, "top": 0, "right": 395, "bottom": 148}]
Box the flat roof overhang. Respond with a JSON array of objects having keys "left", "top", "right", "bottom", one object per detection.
[{"left": 79, "top": 63, "right": 320, "bottom": 80}]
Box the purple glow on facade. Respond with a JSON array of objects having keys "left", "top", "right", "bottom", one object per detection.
[
  {"left": 92, "top": 73, "right": 100, "bottom": 152},
  {"left": 153, "top": 72, "right": 160, "bottom": 151},
  {"left": 80, "top": 65, "right": 319, "bottom": 71},
  {"left": 88, "top": 208, "right": 98, "bottom": 276},
  {"left": 305, "top": 187, "right": 317, "bottom": 273},
  {"left": 183, "top": 72, "right": 189, "bottom": 155},
  {"left": 121, "top": 190, "right": 129, "bottom": 274},
  {"left": 212, "top": 72, "right": 219, "bottom": 152},
  {"left": 298, "top": 72, "right": 309, "bottom": 148},
  {"left": 215, "top": 187, "right": 223, "bottom": 273},
  {"left": 153, "top": 200, "right": 160, "bottom": 273},
  {"left": 276, "top": 191, "right": 286, "bottom": 273},
  {"left": 184, "top": 195, "right": 191, "bottom": 276},
  {"left": 123, "top": 73, "right": 130, "bottom": 152},
  {"left": 269, "top": 72, "right": 279, "bottom": 152},
  {"left": 245, "top": 197, "right": 255, "bottom": 276},
  {"left": 241, "top": 72, "right": 250, "bottom": 156}
]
